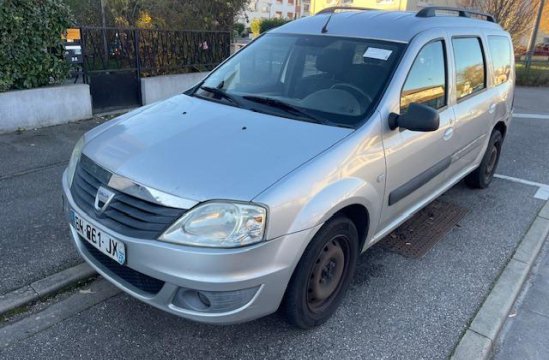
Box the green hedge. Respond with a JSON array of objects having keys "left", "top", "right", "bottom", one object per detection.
[
  {"left": 259, "top": 18, "right": 291, "bottom": 33},
  {"left": 0, "top": 0, "right": 73, "bottom": 92},
  {"left": 516, "top": 62, "right": 549, "bottom": 87},
  {"left": 250, "top": 18, "right": 291, "bottom": 37}
]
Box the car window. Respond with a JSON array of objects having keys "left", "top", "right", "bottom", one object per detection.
[
  {"left": 197, "top": 34, "right": 404, "bottom": 128},
  {"left": 452, "top": 37, "right": 486, "bottom": 99},
  {"left": 488, "top": 36, "right": 512, "bottom": 85},
  {"left": 401, "top": 41, "right": 446, "bottom": 112}
]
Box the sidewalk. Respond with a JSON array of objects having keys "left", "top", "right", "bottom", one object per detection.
[{"left": 495, "top": 237, "right": 549, "bottom": 359}]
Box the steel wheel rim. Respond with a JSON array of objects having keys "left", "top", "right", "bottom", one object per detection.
[
  {"left": 306, "top": 236, "right": 349, "bottom": 313},
  {"left": 485, "top": 144, "right": 498, "bottom": 178}
]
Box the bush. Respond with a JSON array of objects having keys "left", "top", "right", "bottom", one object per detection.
[
  {"left": 233, "top": 22, "right": 245, "bottom": 37},
  {"left": 259, "top": 18, "right": 290, "bottom": 33},
  {"left": 0, "top": 0, "right": 73, "bottom": 92},
  {"left": 515, "top": 62, "right": 549, "bottom": 87},
  {"left": 250, "top": 18, "right": 291, "bottom": 38},
  {"left": 250, "top": 18, "right": 261, "bottom": 37}
]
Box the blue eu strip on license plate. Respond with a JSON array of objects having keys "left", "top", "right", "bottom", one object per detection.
[{"left": 71, "top": 209, "right": 126, "bottom": 265}]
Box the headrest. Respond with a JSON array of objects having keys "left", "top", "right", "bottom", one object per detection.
[{"left": 316, "top": 48, "right": 348, "bottom": 75}]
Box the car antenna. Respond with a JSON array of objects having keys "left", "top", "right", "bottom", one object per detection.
[{"left": 321, "top": 12, "right": 334, "bottom": 33}]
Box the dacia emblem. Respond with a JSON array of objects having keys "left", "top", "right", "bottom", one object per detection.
[{"left": 94, "top": 186, "right": 116, "bottom": 214}]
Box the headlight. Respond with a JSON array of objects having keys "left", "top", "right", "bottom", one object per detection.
[
  {"left": 66, "top": 136, "right": 84, "bottom": 186},
  {"left": 159, "top": 202, "right": 267, "bottom": 248}
]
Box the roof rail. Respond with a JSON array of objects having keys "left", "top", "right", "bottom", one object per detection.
[
  {"left": 416, "top": 6, "right": 495, "bottom": 22},
  {"left": 316, "top": 6, "right": 375, "bottom": 15}
]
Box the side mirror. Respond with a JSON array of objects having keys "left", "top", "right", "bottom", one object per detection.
[{"left": 388, "top": 103, "right": 440, "bottom": 132}]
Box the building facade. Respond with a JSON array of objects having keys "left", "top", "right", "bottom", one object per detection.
[
  {"left": 310, "top": 0, "right": 458, "bottom": 14},
  {"left": 237, "top": 0, "right": 311, "bottom": 26},
  {"left": 238, "top": 0, "right": 459, "bottom": 27}
]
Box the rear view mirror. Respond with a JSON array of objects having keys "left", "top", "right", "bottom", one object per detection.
[{"left": 388, "top": 103, "right": 440, "bottom": 132}]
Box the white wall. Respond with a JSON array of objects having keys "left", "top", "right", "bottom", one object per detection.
[
  {"left": 0, "top": 84, "right": 92, "bottom": 133},
  {"left": 140, "top": 72, "right": 209, "bottom": 105}
]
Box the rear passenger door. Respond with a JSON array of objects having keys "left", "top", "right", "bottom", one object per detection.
[{"left": 446, "top": 35, "right": 497, "bottom": 178}]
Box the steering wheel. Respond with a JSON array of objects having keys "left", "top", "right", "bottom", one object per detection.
[{"left": 330, "top": 83, "right": 373, "bottom": 106}]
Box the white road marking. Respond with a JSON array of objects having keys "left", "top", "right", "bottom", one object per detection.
[
  {"left": 535, "top": 188, "right": 549, "bottom": 201},
  {"left": 513, "top": 113, "right": 549, "bottom": 120},
  {"left": 495, "top": 174, "right": 549, "bottom": 200}
]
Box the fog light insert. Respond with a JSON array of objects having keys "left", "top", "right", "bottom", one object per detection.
[{"left": 173, "top": 286, "right": 260, "bottom": 313}]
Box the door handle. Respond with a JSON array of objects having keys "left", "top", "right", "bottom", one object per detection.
[
  {"left": 488, "top": 103, "right": 496, "bottom": 114},
  {"left": 443, "top": 127, "right": 454, "bottom": 141}
]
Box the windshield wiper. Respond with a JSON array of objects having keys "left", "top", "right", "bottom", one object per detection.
[
  {"left": 198, "top": 86, "right": 242, "bottom": 107},
  {"left": 242, "top": 95, "right": 324, "bottom": 124}
]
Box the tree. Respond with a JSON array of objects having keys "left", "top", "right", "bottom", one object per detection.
[
  {"left": 64, "top": 0, "right": 248, "bottom": 30},
  {"left": 63, "top": 0, "right": 103, "bottom": 26},
  {"left": 461, "top": 0, "right": 540, "bottom": 44}
]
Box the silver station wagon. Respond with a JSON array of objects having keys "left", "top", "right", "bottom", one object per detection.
[{"left": 62, "top": 6, "right": 514, "bottom": 328}]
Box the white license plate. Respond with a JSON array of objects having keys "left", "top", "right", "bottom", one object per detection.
[{"left": 71, "top": 210, "right": 126, "bottom": 265}]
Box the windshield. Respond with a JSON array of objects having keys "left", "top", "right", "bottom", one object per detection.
[{"left": 193, "top": 33, "right": 404, "bottom": 128}]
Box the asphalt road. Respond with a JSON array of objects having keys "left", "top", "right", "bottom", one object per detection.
[
  {"left": 0, "top": 118, "right": 107, "bottom": 294},
  {"left": 0, "top": 87, "right": 548, "bottom": 359}
]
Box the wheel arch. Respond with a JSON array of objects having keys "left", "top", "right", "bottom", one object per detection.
[
  {"left": 494, "top": 121, "right": 507, "bottom": 139},
  {"left": 333, "top": 204, "right": 370, "bottom": 252},
  {"left": 283, "top": 176, "right": 379, "bottom": 253}
]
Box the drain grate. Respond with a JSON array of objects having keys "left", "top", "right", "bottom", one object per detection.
[{"left": 380, "top": 200, "right": 469, "bottom": 258}]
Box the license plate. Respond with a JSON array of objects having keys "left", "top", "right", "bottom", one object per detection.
[{"left": 70, "top": 210, "right": 126, "bottom": 265}]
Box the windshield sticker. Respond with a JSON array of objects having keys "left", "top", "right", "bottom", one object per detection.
[{"left": 363, "top": 48, "right": 392, "bottom": 61}]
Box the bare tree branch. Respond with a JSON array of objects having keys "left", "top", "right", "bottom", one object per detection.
[{"left": 461, "top": 0, "right": 540, "bottom": 45}]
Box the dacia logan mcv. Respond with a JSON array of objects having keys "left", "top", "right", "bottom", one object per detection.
[{"left": 62, "top": 7, "right": 514, "bottom": 328}]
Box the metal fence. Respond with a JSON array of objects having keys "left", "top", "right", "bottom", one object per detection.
[
  {"left": 80, "top": 27, "right": 231, "bottom": 76},
  {"left": 78, "top": 27, "right": 230, "bottom": 110}
]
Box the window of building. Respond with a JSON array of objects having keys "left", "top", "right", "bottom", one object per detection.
[
  {"left": 452, "top": 37, "right": 486, "bottom": 99},
  {"left": 488, "top": 36, "right": 512, "bottom": 86},
  {"left": 287, "top": 12, "right": 294, "bottom": 18},
  {"left": 401, "top": 41, "right": 447, "bottom": 112},
  {"left": 275, "top": 11, "right": 282, "bottom": 18}
]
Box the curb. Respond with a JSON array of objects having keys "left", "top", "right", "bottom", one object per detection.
[
  {"left": 0, "top": 263, "right": 96, "bottom": 316},
  {"left": 451, "top": 200, "right": 549, "bottom": 360},
  {"left": 93, "top": 107, "right": 134, "bottom": 117},
  {"left": 1, "top": 279, "right": 120, "bottom": 349}
]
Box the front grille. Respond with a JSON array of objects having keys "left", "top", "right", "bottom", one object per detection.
[
  {"left": 71, "top": 155, "right": 186, "bottom": 239},
  {"left": 81, "top": 237, "right": 165, "bottom": 295}
]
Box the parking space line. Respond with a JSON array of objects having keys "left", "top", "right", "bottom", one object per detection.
[
  {"left": 512, "top": 113, "right": 549, "bottom": 120},
  {"left": 495, "top": 174, "right": 549, "bottom": 200}
]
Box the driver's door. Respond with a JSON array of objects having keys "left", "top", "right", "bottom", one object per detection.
[{"left": 377, "top": 39, "right": 457, "bottom": 232}]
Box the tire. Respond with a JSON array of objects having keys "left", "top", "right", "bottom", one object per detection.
[
  {"left": 283, "top": 216, "right": 359, "bottom": 329},
  {"left": 465, "top": 129, "right": 503, "bottom": 189}
]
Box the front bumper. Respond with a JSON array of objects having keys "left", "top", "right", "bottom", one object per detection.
[{"left": 62, "top": 171, "right": 318, "bottom": 324}]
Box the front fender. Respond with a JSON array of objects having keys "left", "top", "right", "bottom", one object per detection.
[
  {"left": 255, "top": 112, "right": 386, "bottom": 247},
  {"left": 287, "top": 177, "right": 380, "bottom": 241}
]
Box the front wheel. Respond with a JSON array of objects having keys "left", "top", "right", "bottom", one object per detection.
[
  {"left": 283, "top": 216, "right": 359, "bottom": 329},
  {"left": 465, "top": 129, "right": 503, "bottom": 189}
]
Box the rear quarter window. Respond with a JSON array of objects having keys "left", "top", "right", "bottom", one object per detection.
[
  {"left": 452, "top": 37, "right": 486, "bottom": 99},
  {"left": 488, "top": 36, "right": 512, "bottom": 85}
]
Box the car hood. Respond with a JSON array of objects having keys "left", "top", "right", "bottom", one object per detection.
[{"left": 83, "top": 95, "right": 353, "bottom": 203}]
